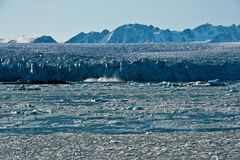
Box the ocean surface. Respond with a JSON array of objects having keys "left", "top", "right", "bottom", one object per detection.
[{"left": 0, "top": 81, "right": 240, "bottom": 135}]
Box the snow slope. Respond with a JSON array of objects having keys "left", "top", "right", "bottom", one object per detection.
[
  {"left": 66, "top": 30, "right": 110, "bottom": 43},
  {"left": 0, "top": 43, "right": 240, "bottom": 83},
  {"left": 3, "top": 35, "right": 57, "bottom": 44},
  {"left": 7, "top": 36, "right": 35, "bottom": 43},
  {"left": 0, "top": 38, "right": 9, "bottom": 43},
  {"left": 32, "top": 36, "right": 57, "bottom": 43}
]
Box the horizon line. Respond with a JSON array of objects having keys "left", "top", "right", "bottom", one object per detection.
[{"left": 1, "top": 22, "right": 239, "bottom": 43}]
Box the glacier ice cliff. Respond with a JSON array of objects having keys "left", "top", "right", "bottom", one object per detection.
[{"left": 0, "top": 43, "right": 240, "bottom": 83}]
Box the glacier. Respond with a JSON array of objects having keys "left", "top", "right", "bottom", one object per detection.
[{"left": 0, "top": 43, "right": 240, "bottom": 83}]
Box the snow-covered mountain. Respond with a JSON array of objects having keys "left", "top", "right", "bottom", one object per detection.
[
  {"left": 32, "top": 36, "right": 57, "bottom": 43},
  {"left": 2, "top": 24, "right": 240, "bottom": 44},
  {"left": 66, "top": 30, "right": 110, "bottom": 43},
  {"left": 107, "top": 24, "right": 156, "bottom": 43},
  {"left": 66, "top": 23, "right": 240, "bottom": 43},
  {"left": 7, "top": 36, "right": 35, "bottom": 43},
  {"left": 1, "top": 35, "right": 57, "bottom": 44},
  {"left": 0, "top": 38, "right": 8, "bottom": 43}
]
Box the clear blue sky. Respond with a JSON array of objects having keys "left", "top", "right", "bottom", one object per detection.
[{"left": 0, "top": 0, "right": 240, "bottom": 42}]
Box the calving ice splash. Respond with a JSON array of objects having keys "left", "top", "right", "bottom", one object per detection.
[
  {"left": 84, "top": 77, "right": 123, "bottom": 83},
  {"left": 0, "top": 43, "right": 240, "bottom": 83}
]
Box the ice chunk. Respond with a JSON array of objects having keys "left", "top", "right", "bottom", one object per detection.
[{"left": 207, "top": 79, "right": 226, "bottom": 86}]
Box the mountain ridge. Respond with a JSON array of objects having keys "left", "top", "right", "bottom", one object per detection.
[
  {"left": 0, "top": 35, "right": 57, "bottom": 44},
  {"left": 66, "top": 23, "right": 240, "bottom": 43},
  {"left": 32, "top": 36, "right": 57, "bottom": 43},
  {"left": 1, "top": 23, "right": 240, "bottom": 43}
]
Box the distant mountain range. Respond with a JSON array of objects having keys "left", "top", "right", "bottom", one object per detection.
[
  {"left": 0, "top": 35, "right": 57, "bottom": 44},
  {"left": 66, "top": 23, "right": 240, "bottom": 43},
  {"left": 1, "top": 23, "right": 240, "bottom": 43}
]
